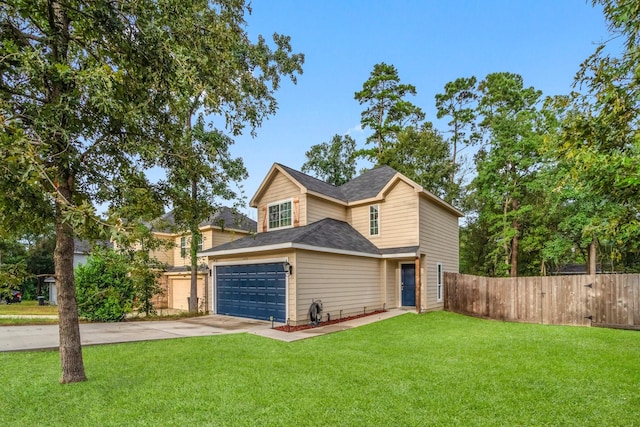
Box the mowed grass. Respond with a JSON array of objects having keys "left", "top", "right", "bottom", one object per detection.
[
  {"left": 0, "top": 300, "right": 58, "bottom": 316},
  {"left": 1, "top": 312, "right": 638, "bottom": 426}
]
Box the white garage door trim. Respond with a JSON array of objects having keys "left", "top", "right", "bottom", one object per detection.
[{"left": 211, "top": 258, "right": 289, "bottom": 322}]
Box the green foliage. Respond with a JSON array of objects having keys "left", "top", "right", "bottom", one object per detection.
[
  {"left": 435, "top": 76, "right": 480, "bottom": 200},
  {"left": 301, "top": 134, "right": 357, "bottom": 186},
  {"left": 1, "top": 312, "right": 639, "bottom": 425},
  {"left": 1, "top": 1, "right": 303, "bottom": 379},
  {"left": 0, "top": 237, "right": 29, "bottom": 299},
  {"left": 545, "top": 0, "right": 640, "bottom": 262},
  {"left": 110, "top": 223, "right": 169, "bottom": 316},
  {"left": 148, "top": 1, "right": 303, "bottom": 312},
  {"left": 379, "top": 122, "right": 455, "bottom": 200},
  {"left": 354, "top": 62, "right": 425, "bottom": 163},
  {"left": 468, "top": 72, "right": 548, "bottom": 276},
  {"left": 75, "top": 248, "right": 134, "bottom": 322}
]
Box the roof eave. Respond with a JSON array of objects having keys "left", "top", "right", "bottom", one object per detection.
[
  {"left": 305, "top": 190, "right": 347, "bottom": 205},
  {"left": 198, "top": 242, "right": 417, "bottom": 259}
]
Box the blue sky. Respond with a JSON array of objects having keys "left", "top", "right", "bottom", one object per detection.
[{"left": 207, "top": 1, "right": 614, "bottom": 217}]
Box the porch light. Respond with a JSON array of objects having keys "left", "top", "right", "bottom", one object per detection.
[{"left": 283, "top": 261, "right": 293, "bottom": 275}]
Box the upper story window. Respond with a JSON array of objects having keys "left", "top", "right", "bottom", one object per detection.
[
  {"left": 194, "top": 234, "right": 203, "bottom": 252},
  {"left": 180, "top": 236, "right": 187, "bottom": 258},
  {"left": 369, "top": 204, "right": 379, "bottom": 236},
  {"left": 268, "top": 200, "right": 292, "bottom": 230},
  {"left": 181, "top": 235, "right": 203, "bottom": 258}
]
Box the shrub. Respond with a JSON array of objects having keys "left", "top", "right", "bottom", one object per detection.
[{"left": 75, "top": 248, "right": 134, "bottom": 321}]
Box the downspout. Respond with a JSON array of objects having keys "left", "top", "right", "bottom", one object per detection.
[
  {"left": 204, "top": 264, "right": 209, "bottom": 314},
  {"left": 415, "top": 256, "right": 421, "bottom": 313}
]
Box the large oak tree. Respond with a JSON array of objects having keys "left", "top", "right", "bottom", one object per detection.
[{"left": 0, "top": 0, "right": 302, "bottom": 383}]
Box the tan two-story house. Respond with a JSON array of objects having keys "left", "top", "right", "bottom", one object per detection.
[
  {"left": 198, "top": 163, "right": 462, "bottom": 325},
  {"left": 150, "top": 207, "right": 256, "bottom": 311}
]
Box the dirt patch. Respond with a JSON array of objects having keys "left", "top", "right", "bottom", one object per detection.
[{"left": 275, "top": 310, "right": 386, "bottom": 332}]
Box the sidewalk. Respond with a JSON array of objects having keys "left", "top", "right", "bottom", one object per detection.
[{"left": 0, "top": 309, "right": 408, "bottom": 352}]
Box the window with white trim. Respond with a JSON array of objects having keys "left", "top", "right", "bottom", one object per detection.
[
  {"left": 194, "top": 234, "right": 203, "bottom": 252},
  {"left": 437, "top": 262, "right": 443, "bottom": 302},
  {"left": 180, "top": 236, "right": 187, "bottom": 258},
  {"left": 268, "top": 200, "right": 292, "bottom": 230},
  {"left": 369, "top": 204, "right": 379, "bottom": 236}
]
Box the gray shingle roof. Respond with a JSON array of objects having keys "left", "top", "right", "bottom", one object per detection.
[
  {"left": 276, "top": 164, "right": 348, "bottom": 201},
  {"left": 74, "top": 239, "right": 112, "bottom": 255},
  {"left": 338, "top": 165, "right": 398, "bottom": 201},
  {"left": 199, "top": 218, "right": 417, "bottom": 257},
  {"left": 152, "top": 207, "right": 256, "bottom": 233},
  {"left": 275, "top": 164, "right": 399, "bottom": 203},
  {"left": 277, "top": 163, "right": 462, "bottom": 217}
]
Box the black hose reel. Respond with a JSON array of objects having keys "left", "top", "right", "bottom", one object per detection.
[{"left": 308, "top": 299, "right": 323, "bottom": 326}]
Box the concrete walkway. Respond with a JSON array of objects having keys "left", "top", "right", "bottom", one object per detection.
[{"left": 0, "top": 309, "right": 408, "bottom": 352}]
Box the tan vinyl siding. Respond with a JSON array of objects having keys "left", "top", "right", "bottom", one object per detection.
[
  {"left": 295, "top": 250, "right": 382, "bottom": 324},
  {"left": 172, "top": 235, "right": 208, "bottom": 268},
  {"left": 384, "top": 260, "right": 400, "bottom": 308},
  {"left": 169, "top": 228, "right": 251, "bottom": 268},
  {"left": 201, "top": 229, "right": 214, "bottom": 251},
  {"left": 419, "top": 196, "right": 460, "bottom": 311},
  {"left": 150, "top": 235, "right": 175, "bottom": 266},
  {"left": 349, "top": 180, "right": 418, "bottom": 249},
  {"left": 255, "top": 172, "right": 305, "bottom": 230},
  {"left": 173, "top": 235, "right": 189, "bottom": 267},
  {"left": 307, "top": 194, "right": 347, "bottom": 224},
  {"left": 208, "top": 228, "right": 250, "bottom": 249}
]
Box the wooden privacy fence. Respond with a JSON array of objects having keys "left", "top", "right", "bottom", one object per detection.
[{"left": 444, "top": 273, "right": 640, "bottom": 328}]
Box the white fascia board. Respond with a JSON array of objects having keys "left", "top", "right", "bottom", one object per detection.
[
  {"left": 304, "top": 190, "right": 347, "bottom": 206},
  {"left": 200, "top": 243, "right": 417, "bottom": 260},
  {"left": 212, "top": 257, "right": 289, "bottom": 267},
  {"left": 346, "top": 196, "right": 385, "bottom": 207},
  {"left": 381, "top": 252, "right": 419, "bottom": 259},
  {"left": 198, "top": 242, "right": 294, "bottom": 258},
  {"left": 291, "top": 243, "right": 381, "bottom": 259}
]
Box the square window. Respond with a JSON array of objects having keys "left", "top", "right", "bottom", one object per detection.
[{"left": 268, "top": 200, "right": 292, "bottom": 230}]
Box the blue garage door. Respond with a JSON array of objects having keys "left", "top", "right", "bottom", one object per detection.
[{"left": 216, "top": 263, "right": 286, "bottom": 322}]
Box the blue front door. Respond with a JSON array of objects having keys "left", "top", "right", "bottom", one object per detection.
[
  {"left": 216, "top": 263, "right": 286, "bottom": 322},
  {"left": 401, "top": 264, "right": 416, "bottom": 306}
]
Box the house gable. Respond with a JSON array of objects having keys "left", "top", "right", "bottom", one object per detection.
[
  {"left": 251, "top": 164, "right": 350, "bottom": 231},
  {"left": 252, "top": 169, "right": 305, "bottom": 231},
  {"left": 150, "top": 207, "right": 256, "bottom": 269}
]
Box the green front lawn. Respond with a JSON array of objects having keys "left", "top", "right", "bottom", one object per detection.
[{"left": 1, "top": 312, "right": 638, "bottom": 426}]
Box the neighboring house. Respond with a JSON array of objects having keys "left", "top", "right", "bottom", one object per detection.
[
  {"left": 198, "top": 163, "right": 463, "bottom": 325},
  {"left": 553, "top": 263, "right": 603, "bottom": 275},
  {"left": 149, "top": 207, "right": 256, "bottom": 311}
]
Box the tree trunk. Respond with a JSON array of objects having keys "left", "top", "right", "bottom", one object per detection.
[
  {"left": 510, "top": 229, "right": 518, "bottom": 277},
  {"left": 189, "top": 178, "right": 199, "bottom": 313},
  {"left": 54, "top": 180, "right": 87, "bottom": 384},
  {"left": 48, "top": 0, "right": 85, "bottom": 383},
  {"left": 510, "top": 199, "right": 519, "bottom": 277},
  {"left": 587, "top": 238, "right": 597, "bottom": 275},
  {"left": 450, "top": 122, "right": 459, "bottom": 184}
]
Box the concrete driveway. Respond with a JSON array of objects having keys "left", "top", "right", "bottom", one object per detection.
[{"left": 0, "top": 310, "right": 407, "bottom": 352}]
